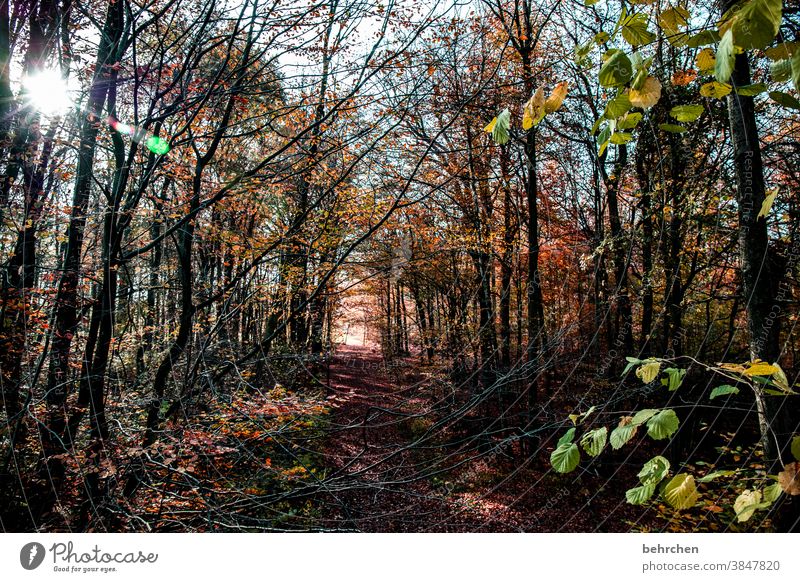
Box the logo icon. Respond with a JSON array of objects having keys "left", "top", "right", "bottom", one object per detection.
[{"left": 20, "top": 542, "right": 46, "bottom": 570}]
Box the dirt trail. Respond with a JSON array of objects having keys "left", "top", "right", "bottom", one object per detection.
[
  {"left": 316, "top": 344, "right": 650, "bottom": 532},
  {"left": 317, "top": 344, "right": 450, "bottom": 531}
]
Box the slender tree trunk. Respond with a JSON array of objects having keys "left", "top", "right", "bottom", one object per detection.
[
  {"left": 605, "top": 145, "right": 633, "bottom": 360},
  {"left": 524, "top": 128, "right": 545, "bottom": 395},
  {"left": 471, "top": 249, "right": 497, "bottom": 386},
  {"left": 636, "top": 154, "right": 654, "bottom": 354},
  {"left": 500, "top": 145, "right": 514, "bottom": 368}
]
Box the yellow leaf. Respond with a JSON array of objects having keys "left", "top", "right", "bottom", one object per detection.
[
  {"left": 523, "top": 87, "right": 545, "bottom": 130},
  {"left": 545, "top": 81, "right": 569, "bottom": 113},
  {"left": 629, "top": 76, "right": 662, "bottom": 108},
  {"left": 636, "top": 360, "right": 661, "bottom": 384},
  {"left": 758, "top": 188, "right": 778, "bottom": 219},
  {"left": 484, "top": 116, "right": 498, "bottom": 133},
  {"left": 696, "top": 48, "right": 716, "bottom": 73},
  {"left": 743, "top": 360, "right": 779, "bottom": 377},
  {"left": 664, "top": 474, "right": 699, "bottom": 510},
  {"left": 700, "top": 81, "right": 732, "bottom": 98},
  {"left": 734, "top": 489, "right": 762, "bottom": 522}
]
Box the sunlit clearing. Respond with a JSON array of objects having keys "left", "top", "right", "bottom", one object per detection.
[{"left": 22, "top": 69, "right": 71, "bottom": 116}]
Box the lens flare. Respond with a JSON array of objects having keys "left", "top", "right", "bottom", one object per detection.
[
  {"left": 107, "top": 116, "right": 170, "bottom": 155},
  {"left": 22, "top": 69, "right": 71, "bottom": 116}
]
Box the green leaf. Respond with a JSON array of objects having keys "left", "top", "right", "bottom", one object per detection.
[
  {"left": 622, "top": 13, "right": 656, "bottom": 46},
  {"left": 631, "top": 408, "right": 658, "bottom": 426},
  {"left": 669, "top": 104, "right": 704, "bottom": 122},
  {"left": 658, "top": 6, "right": 689, "bottom": 36},
  {"left": 638, "top": 455, "right": 671, "bottom": 485},
  {"left": 623, "top": 356, "right": 644, "bottom": 375},
  {"left": 626, "top": 483, "right": 656, "bottom": 505},
  {"left": 610, "top": 422, "right": 637, "bottom": 449},
  {"left": 771, "top": 59, "right": 792, "bottom": 82},
  {"left": 661, "top": 367, "right": 687, "bottom": 391},
  {"left": 697, "top": 470, "right": 735, "bottom": 483},
  {"left": 594, "top": 31, "right": 609, "bottom": 45},
  {"left": 792, "top": 50, "right": 800, "bottom": 93},
  {"left": 557, "top": 427, "right": 576, "bottom": 447},
  {"left": 490, "top": 108, "right": 511, "bottom": 144},
  {"left": 575, "top": 40, "right": 594, "bottom": 65},
  {"left": 597, "top": 125, "right": 611, "bottom": 156},
  {"left": 580, "top": 426, "right": 608, "bottom": 457},
  {"left": 663, "top": 473, "right": 699, "bottom": 510},
  {"left": 571, "top": 405, "right": 596, "bottom": 425},
  {"left": 597, "top": 123, "right": 611, "bottom": 144},
  {"left": 710, "top": 384, "right": 740, "bottom": 400},
  {"left": 610, "top": 131, "right": 633, "bottom": 144},
  {"left": 631, "top": 67, "right": 648, "bottom": 90},
  {"left": 715, "top": 29, "right": 735, "bottom": 83},
  {"left": 617, "top": 112, "right": 642, "bottom": 130},
  {"left": 736, "top": 83, "right": 768, "bottom": 96},
  {"left": 646, "top": 409, "right": 680, "bottom": 440},
  {"left": 721, "top": 0, "right": 782, "bottom": 51},
  {"left": 599, "top": 51, "right": 633, "bottom": 87},
  {"left": 686, "top": 30, "right": 721, "bottom": 48},
  {"left": 550, "top": 442, "right": 580, "bottom": 473},
  {"left": 791, "top": 435, "right": 800, "bottom": 461},
  {"left": 659, "top": 123, "right": 688, "bottom": 133},
  {"left": 763, "top": 482, "right": 783, "bottom": 504},
  {"left": 604, "top": 93, "right": 632, "bottom": 119},
  {"left": 770, "top": 90, "right": 800, "bottom": 110}
]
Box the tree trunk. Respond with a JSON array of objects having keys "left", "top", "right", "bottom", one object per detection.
[
  {"left": 723, "top": 5, "right": 800, "bottom": 530},
  {"left": 500, "top": 145, "right": 514, "bottom": 368},
  {"left": 524, "top": 128, "right": 545, "bottom": 395},
  {"left": 605, "top": 144, "right": 633, "bottom": 360},
  {"left": 44, "top": 0, "right": 123, "bottom": 485}
]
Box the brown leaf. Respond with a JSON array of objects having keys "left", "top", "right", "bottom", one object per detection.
[
  {"left": 778, "top": 462, "right": 800, "bottom": 495},
  {"left": 671, "top": 69, "right": 697, "bottom": 86}
]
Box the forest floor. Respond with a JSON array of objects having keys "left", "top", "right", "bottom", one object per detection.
[{"left": 314, "top": 343, "right": 663, "bottom": 532}]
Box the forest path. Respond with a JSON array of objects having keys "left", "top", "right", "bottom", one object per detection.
[
  {"left": 315, "top": 343, "right": 652, "bottom": 532},
  {"left": 315, "top": 345, "right": 539, "bottom": 531},
  {"left": 317, "top": 343, "right": 453, "bottom": 531}
]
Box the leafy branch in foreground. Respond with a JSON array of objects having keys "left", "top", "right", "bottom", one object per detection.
[{"left": 550, "top": 356, "right": 800, "bottom": 523}]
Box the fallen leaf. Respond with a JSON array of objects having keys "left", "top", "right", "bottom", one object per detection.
[{"left": 778, "top": 462, "right": 800, "bottom": 495}]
